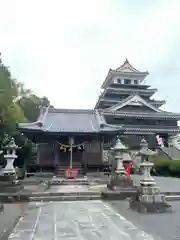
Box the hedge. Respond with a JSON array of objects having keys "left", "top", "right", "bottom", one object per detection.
[{"left": 153, "top": 159, "right": 180, "bottom": 177}]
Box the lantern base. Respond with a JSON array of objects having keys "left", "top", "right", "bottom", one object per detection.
[
  {"left": 0, "top": 174, "right": 23, "bottom": 193},
  {"left": 129, "top": 198, "right": 172, "bottom": 213},
  {"left": 107, "top": 174, "right": 133, "bottom": 190},
  {"left": 129, "top": 186, "right": 172, "bottom": 213}
]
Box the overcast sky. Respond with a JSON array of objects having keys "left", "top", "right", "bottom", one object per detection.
[{"left": 0, "top": 0, "right": 180, "bottom": 112}]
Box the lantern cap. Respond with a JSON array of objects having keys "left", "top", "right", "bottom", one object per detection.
[
  {"left": 111, "top": 136, "right": 128, "bottom": 151},
  {"left": 4, "top": 137, "right": 18, "bottom": 150}
]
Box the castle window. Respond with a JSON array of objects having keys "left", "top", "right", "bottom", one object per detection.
[
  {"left": 117, "top": 78, "right": 121, "bottom": 84},
  {"left": 124, "top": 79, "right": 131, "bottom": 84}
]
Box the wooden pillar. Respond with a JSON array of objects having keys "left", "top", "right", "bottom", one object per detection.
[
  {"left": 36, "top": 144, "right": 40, "bottom": 164},
  {"left": 69, "top": 136, "right": 74, "bottom": 169},
  {"left": 82, "top": 148, "right": 87, "bottom": 175},
  {"left": 54, "top": 142, "right": 59, "bottom": 166}
]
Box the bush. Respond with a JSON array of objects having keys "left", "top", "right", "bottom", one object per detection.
[
  {"left": 153, "top": 159, "right": 180, "bottom": 177},
  {"left": 153, "top": 159, "right": 171, "bottom": 176},
  {"left": 169, "top": 160, "right": 180, "bottom": 177}
]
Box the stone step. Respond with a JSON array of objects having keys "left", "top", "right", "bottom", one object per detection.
[
  {"left": 0, "top": 191, "right": 101, "bottom": 203},
  {"left": 30, "top": 191, "right": 100, "bottom": 197},
  {"left": 55, "top": 169, "right": 84, "bottom": 174},
  {"left": 51, "top": 178, "right": 89, "bottom": 184},
  {"left": 56, "top": 167, "right": 83, "bottom": 170},
  {"left": 29, "top": 195, "right": 101, "bottom": 201},
  {"left": 102, "top": 188, "right": 137, "bottom": 200},
  {"left": 55, "top": 168, "right": 85, "bottom": 177},
  {"left": 0, "top": 190, "right": 100, "bottom": 197},
  {"left": 165, "top": 195, "right": 180, "bottom": 201},
  {"left": 55, "top": 166, "right": 84, "bottom": 170},
  {"left": 55, "top": 173, "right": 84, "bottom": 176}
]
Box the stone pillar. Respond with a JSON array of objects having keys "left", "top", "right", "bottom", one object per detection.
[{"left": 140, "top": 161, "right": 156, "bottom": 186}]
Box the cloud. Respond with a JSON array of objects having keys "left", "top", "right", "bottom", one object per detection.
[{"left": 0, "top": 0, "right": 180, "bottom": 110}]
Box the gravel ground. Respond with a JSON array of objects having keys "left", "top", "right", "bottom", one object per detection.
[{"left": 108, "top": 200, "right": 180, "bottom": 240}]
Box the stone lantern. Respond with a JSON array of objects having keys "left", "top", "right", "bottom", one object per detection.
[
  {"left": 107, "top": 136, "right": 133, "bottom": 190},
  {"left": 0, "top": 138, "right": 23, "bottom": 193},
  {"left": 3, "top": 137, "right": 18, "bottom": 175},
  {"left": 139, "top": 138, "right": 157, "bottom": 186},
  {"left": 129, "top": 138, "right": 172, "bottom": 213}
]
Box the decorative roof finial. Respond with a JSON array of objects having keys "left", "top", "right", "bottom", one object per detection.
[{"left": 124, "top": 58, "right": 129, "bottom": 64}]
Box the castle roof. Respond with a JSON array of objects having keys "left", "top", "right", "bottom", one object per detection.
[
  {"left": 101, "top": 59, "right": 149, "bottom": 89},
  {"left": 116, "top": 58, "right": 141, "bottom": 73}
]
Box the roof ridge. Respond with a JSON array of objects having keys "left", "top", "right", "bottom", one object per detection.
[
  {"left": 48, "top": 108, "right": 95, "bottom": 114},
  {"left": 38, "top": 106, "right": 50, "bottom": 126},
  {"left": 106, "top": 94, "right": 134, "bottom": 111},
  {"left": 105, "top": 94, "right": 162, "bottom": 113}
]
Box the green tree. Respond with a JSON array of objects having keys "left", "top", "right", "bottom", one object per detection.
[
  {"left": 0, "top": 54, "right": 51, "bottom": 169},
  {"left": 18, "top": 94, "right": 51, "bottom": 122},
  {"left": 0, "top": 55, "right": 25, "bottom": 141}
]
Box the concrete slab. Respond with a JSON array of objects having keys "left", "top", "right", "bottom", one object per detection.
[{"left": 8, "top": 200, "right": 157, "bottom": 240}]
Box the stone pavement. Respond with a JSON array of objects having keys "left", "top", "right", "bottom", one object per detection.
[
  {"left": 109, "top": 201, "right": 180, "bottom": 240},
  {"left": 0, "top": 203, "right": 27, "bottom": 240},
  {"left": 8, "top": 200, "right": 158, "bottom": 240}
]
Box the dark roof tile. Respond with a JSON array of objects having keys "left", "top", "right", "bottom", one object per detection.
[{"left": 19, "top": 108, "right": 102, "bottom": 133}]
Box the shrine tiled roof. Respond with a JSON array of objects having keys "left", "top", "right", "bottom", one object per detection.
[{"left": 19, "top": 108, "right": 104, "bottom": 133}]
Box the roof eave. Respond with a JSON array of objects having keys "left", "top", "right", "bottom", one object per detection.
[
  {"left": 114, "top": 70, "right": 149, "bottom": 76},
  {"left": 94, "top": 97, "right": 102, "bottom": 109},
  {"left": 18, "top": 127, "right": 43, "bottom": 133},
  {"left": 105, "top": 87, "right": 157, "bottom": 95},
  {"left": 102, "top": 72, "right": 150, "bottom": 90},
  {"left": 101, "top": 69, "right": 113, "bottom": 89},
  {"left": 103, "top": 111, "right": 180, "bottom": 119}
]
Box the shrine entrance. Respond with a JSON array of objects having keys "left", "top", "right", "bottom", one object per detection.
[
  {"left": 58, "top": 149, "right": 83, "bottom": 168},
  {"left": 57, "top": 138, "right": 85, "bottom": 169}
]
